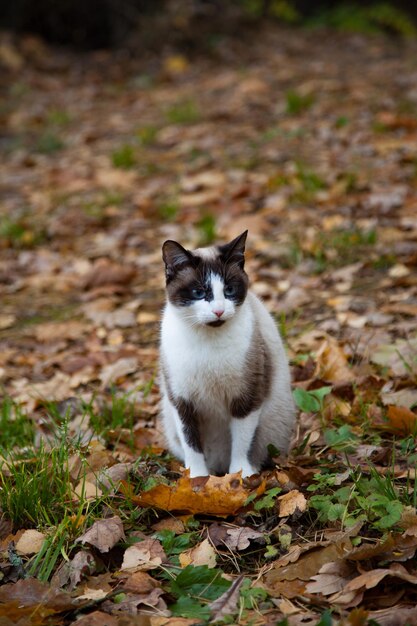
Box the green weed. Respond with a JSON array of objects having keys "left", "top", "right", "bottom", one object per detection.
[
  {"left": 197, "top": 214, "right": 217, "bottom": 246},
  {"left": 112, "top": 144, "right": 136, "bottom": 169},
  {"left": 307, "top": 465, "right": 404, "bottom": 530},
  {"left": 158, "top": 198, "right": 179, "bottom": 221},
  {"left": 35, "top": 131, "right": 65, "bottom": 154},
  {"left": 293, "top": 386, "right": 332, "bottom": 413},
  {"left": 242, "top": 0, "right": 300, "bottom": 22},
  {"left": 307, "top": 3, "right": 416, "bottom": 36},
  {"left": 285, "top": 90, "right": 315, "bottom": 115},
  {"left": 0, "top": 215, "right": 46, "bottom": 248},
  {"left": 46, "top": 108, "right": 71, "bottom": 126},
  {"left": 0, "top": 398, "right": 35, "bottom": 454},
  {"left": 136, "top": 125, "right": 158, "bottom": 146},
  {"left": 167, "top": 565, "right": 231, "bottom": 619},
  {"left": 0, "top": 434, "right": 77, "bottom": 529},
  {"left": 166, "top": 99, "right": 200, "bottom": 125}
]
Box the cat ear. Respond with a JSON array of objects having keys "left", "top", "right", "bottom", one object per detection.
[
  {"left": 162, "top": 240, "right": 194, "bottom": 279},
  {"left": 219, "top": 230, "right": 248, "bottom": 267}
]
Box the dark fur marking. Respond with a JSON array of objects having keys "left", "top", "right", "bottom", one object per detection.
[
  {"left": 165, "top": 252, "right": 248, "bottom": 308},
  {"left": 230, "top": 330, "right": 272, "bottom": 418},
  {"left": 175, "top": 397, "right": 202, "bottom": 453},
  {"left": 161, "top": 361, "right": 202, "bottom": 452},
  {"left": 247, "top": 425, "right": 275, "bottom": 469}
]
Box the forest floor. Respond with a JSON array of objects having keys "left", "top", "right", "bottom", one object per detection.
[{"left": 1, "top": 22, "right": 417, "bottom": 626}]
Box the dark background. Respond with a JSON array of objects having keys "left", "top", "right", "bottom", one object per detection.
[{"left": 1, "top": 0, "right": 416, "bottom": 50}]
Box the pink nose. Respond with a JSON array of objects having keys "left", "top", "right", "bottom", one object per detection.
[{"left": 213, "top": 309, "right": 224, "bottom": 318}]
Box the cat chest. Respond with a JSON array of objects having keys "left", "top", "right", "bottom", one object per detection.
[{"left": 163, "top": 342, "right": 247, "bottom": 401}]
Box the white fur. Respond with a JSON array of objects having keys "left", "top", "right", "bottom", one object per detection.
[{"left": 160, "top": 287, "right": 295, "bottom": 477}]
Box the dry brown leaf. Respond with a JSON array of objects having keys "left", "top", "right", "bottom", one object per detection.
[
  {"left": 15, "top": 529, "right": 46, "bottom": 555},
  {"left": 264, "top": 536, "right": 353, "bottom": 586},
  {"left": 0, "top": 578, "right": 74, "bottom": 611},
  {"left": 99, "top": 357, "right": 138, "bottom": 388},
  {"left": 51, "top": 550, "right": 96, "bottom": 590},
  {"left": 381, "top": 388, "right": 417, "bottom": 410},
  {"left": 121, "top": 537, "right": 167, "bottom": 571},
  {"left": 179, "top": 538, "right": 217, "bottom": 568},
  {"left": 106, "top": 588, "right": 168, "bottom": 616},
  {"left": 329, "top": 563, "right": 417, "bottom": 607},
  {"left": 76, "top": 587, "right": 108, "bottom": 602},
  {"left": 223, "top": 527, "right": 265, "bottom": 551},
  {"left": 133, "top": 472, "right": 264, "bottom": 516},
  {"left": 73, "top": 610, "right": 119, "bottom": 626},
  {"left": 371, "top": 337, "right": 417, "bottom": 377},
  {"left": 0, "top": 314, "right": 16, "bottom": 330},
  {"left": 278, "top": 490, "right": 307, "bottom": 517},
  {"left": 122, "top": 571, "right": 160, "bottom": 594},
  {"left": 151, "top": 518, "right": 185, "bottom": 535},
  {"left": 209, "top": 575, "right": 244, "bottom": 622},
  {"left": 305, "top": 560, "right": 354, "bottom": 596},
  {"left": 75, "top": 516, "right": 125, "bottom": 553},
  {"left": 315, "top": 337, "right": 355, "bottom": 382},
  {"left": 83, "top": 259, "right": 136, "bottom": 289},
  {"left": 385, "top": 405, "right": 417, "bottom": 435},
  {"left": 367, "top": 605, "right": 417, "bottom": 626}
]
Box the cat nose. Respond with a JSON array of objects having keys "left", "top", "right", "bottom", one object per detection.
[{"left": 213, "top": 308, "right": 224, "bottom": 318}]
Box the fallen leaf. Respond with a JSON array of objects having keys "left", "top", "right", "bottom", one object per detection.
[
  {"left": 73, "top": 611, "right": 119, "bottom": 626},
  {"left": 315, "top": 337, "right": 355, "bottom": 382},
  {"left": 75, "top": 516, "right": 125, "bottom": 553},
  {"left": 305, "top": 560, "right": 354, "bottom": 596},
  {"left": 386, "top": 405, "right": 417, "bottom": 435},
  {"left": 133, "top": 472, "right": 264, "bottom": 516},
  {"left": 121, "top": 537, "right": 167, "bottom": 571},
  {"left": 209, "top": 575, "right": 244, "bottom": 622},
  {"left": 99, "top": 357, "right": 138, "bottom": 388},
  {"left": 223, "top": 527, "right": 265, "bottom": 551},
  {"left": 122, "top": 571, "right": 160, "bottom": 594},
  {"left": 329, "top": 563, "right": 417, "bottom": 607},
  {"left": 367, "top": 605, "right": 417, "bottom": 626},
  {"left": 179, "top": 538, "right": 217, "bottom": 568},
  {"left": 15, "top": 529, "right": 46, "bottom": 555},
  {"left": 106, "top": 588, "right": 168, "bottom": 616},
  {"left": 371, "top": 337, "right": 417, "bottom": 377},
  {"left": 264, "top": 536, "right": 353, "bottom": 586},
  {"left": 0, "top": 578, "right": 74, "bottom": 611},
  {"left": 278, "top": 490, "right": 307, "bottom": 517},
  {"left": 51, "top": 550, "right": 96, "bottom": 590},
  {"left": 75, "top": 587, "right": 108, "bottom": 602},
  {"left": 151, "top": 518, "right": 185, "bottom": 535},
  {"left": 0, "top": 314, "right": 16, "bottom": 330},
  {"left": 381, "top": 388, "right": 417, "bottom": 409},
  {"left": 83, "top": 258, "right": 136, "bottom": 289}
]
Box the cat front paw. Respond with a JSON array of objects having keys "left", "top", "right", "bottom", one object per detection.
[{"left": 229, "top": 460, "right": 257, "bottom": 478}]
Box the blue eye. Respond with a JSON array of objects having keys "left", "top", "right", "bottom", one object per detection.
[
  {"left": 224, "top": 284, "right": 236, "bottom": 297},
  {"left": 192, "top": 288, "right": 205, "bottom": 299}
]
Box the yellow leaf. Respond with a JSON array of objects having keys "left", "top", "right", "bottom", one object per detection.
[
  {"left": 133, "top": 472, "right": 265, "bottom": 517},
  {"left": 179, "top": 538, "right": 217, "bottom": 568}
]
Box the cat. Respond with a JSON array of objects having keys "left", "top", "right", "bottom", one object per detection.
[{"left": 159, "top": 230, "right": 296, "bottom": 478}]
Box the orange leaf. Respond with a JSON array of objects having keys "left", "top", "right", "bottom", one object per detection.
[
  {"left": 133, "top": 472, "right": 265, "bottom": 516},
  {"left": 387, "top": 405, "right": 417, "bottom": 435}
]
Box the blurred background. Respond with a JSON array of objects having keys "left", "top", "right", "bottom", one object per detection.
[{"left": 1, "top": 0, "right": 417, "bottom": 410}]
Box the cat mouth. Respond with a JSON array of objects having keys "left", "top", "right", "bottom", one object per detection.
[{"left": 206, "top": 320, "right": 226, "bottom": 327}]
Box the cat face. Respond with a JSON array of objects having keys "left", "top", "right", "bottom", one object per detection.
[{"left": 162, "top": 231, "right": 249, "bottom": 328}]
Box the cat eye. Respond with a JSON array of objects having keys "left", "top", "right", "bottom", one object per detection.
[
  {"left": 224, "top": 284, "right": 237, "bottom": 297},
  {"left": 191, "top": 288, "right": 206, "bottom": 299}
]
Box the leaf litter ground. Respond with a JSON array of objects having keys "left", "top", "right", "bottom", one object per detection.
[{"left": 1, "top": 23, "right": 417, "bottom": 626}]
